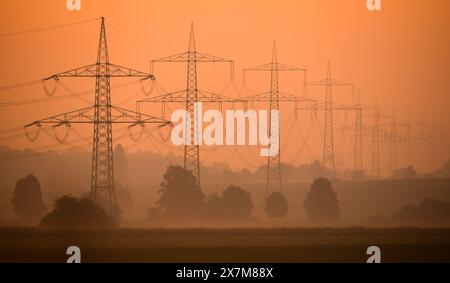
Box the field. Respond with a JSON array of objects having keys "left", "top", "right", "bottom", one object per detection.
[{"left": 1, "top": 227, "right": 450, "bottom": 263}]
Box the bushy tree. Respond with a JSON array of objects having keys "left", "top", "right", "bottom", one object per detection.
[
  {"left": 304, "top": 177, "right": 340, "bottom": 222},
  {"left": 157, "top": 165, "right": 205, "bottom": 218},
  {"left": 11, "top": 174, "right": 47, "bottom": 224},
  {"left": 265, "top": 192, "right": 288, "bottom": 218},
  {"left": 207, "top": 185, "right": 253, "bottom": 220},
  {"left": 40, "top": 196, "right": 117, "bottom": 229}
]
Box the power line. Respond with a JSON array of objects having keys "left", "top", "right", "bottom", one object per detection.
[
  {"left": 0, "top": 18, "right": 100, "bottom": 37},
  {"left": 0, "top": 79, "right": 142, "bottom": 107},
  {"left": 0, "top": 80, "right": 42, "bottom": 92},
  {"left": 106, "top": 22, "right": 155, "bottom": 49}
]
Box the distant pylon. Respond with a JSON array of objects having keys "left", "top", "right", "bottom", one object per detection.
[
  {"left": 371, "top": 102, "right": 381, "bottom": 178},
  {"left": 308, "top": 63, "right": 353, "bottom": 178},
  {"left": 353, "top": 91, "right": 363, "bottom": 178},
  {"left": 388, "top": 107, "right": 398, "bottom": 176}
]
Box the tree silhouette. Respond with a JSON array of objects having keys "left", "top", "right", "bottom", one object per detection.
[
  {"left": 40, "top": 196, "right": 117, "bottom": 229},
  {"left": 392, "top": 165, "right": 417, "bottom": 179},
  {"left": 392, "top": 198, "right": 450, "bottom": 225},
  {"left": 208, "top": 185, "right": 253, "bottom": 220},
  {"left": 11, "top": 174, "right": 47, "bottom": 224},
  {"left": 157, "top": 165, "right": 205, "bottom": 219},
  {"left": 265, "top": 192, "right": 288, "bottom": 218},
  {"left": 304, "top": 177, "right": 340, "bottom": 222}
]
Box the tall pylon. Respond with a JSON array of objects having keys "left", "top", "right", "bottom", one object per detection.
[
  {"left": 322, "top": 63, "right": 335, "bottom": 177},
  {"left": 92, "top": 17, "right": 114, "bottom": 210},
  {"left": 308, "top": 63, "right": 353, "bottom": 178},
  {"left": 26, "top": 17, "right": 171, "bottom": 214},
  {"left": 185, "top": 23, "right": 201, "bottom": 185},
  {"left": 266, "top": 41, "right": 282, "bottom": 196},
  {"left": 243, "top": 41, "right": 308, "bottom": 199},
  {"left": 371, "top": 102, "right": 381, "bottom": 178},
  {"left": 147, "top": 23, "right": 234, "bottom": 188}
]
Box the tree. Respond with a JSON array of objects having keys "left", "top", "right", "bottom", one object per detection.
[
  {"left": 11, "top": 174, "right": 47, "bottom": 224},
  {"left": 265, "top": 192, "right": 288, "bottom": 218},
  {"left": 304, "top": 177, "right": 340, "bottom": 222},
  {"left": 40, "top": 196, "right": 117, "bottom": 229},
  {"left": 157, "top": 165, "right": 205, "bottom": 219},
  {"left": 207, "top": 185, "right": 253, "bottom": 220},
  {"left": 392, "top": 165, "right": 417, "bottom": 179},
  {"left": 222, "top": 185, "right": 253, "bottom": 218},
  {"left": 392, "top": 198, "right": 450, "bottom": 225}
]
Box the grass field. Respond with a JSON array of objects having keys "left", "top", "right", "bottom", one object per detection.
[{"left": 1, "top": 227, "right": 450, "bottom": 263}]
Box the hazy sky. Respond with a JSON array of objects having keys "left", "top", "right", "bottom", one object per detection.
[{"left": 0, "top": 0, "right": 449, "bottom": 173}]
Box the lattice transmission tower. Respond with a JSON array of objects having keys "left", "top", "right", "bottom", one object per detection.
[
  {"left": 371, "top": 102, "right": 381, "bottom": 178},
  {"left": 387, "top": 107, "right": 398, "bottom": 176},
  {"left": 25, "top": 17, "right": 171, "bottom": 214},
  {"left": 243, "top": 41, "right": 308, "bottom": 198},
  {"left": 307, "top": 63, "right": 353, "bottom": 178},
  {"left": 143, "top": 23, "right": 234, "bottom": 188},
  {"left": 353, "top": 91, "right": 364, "bottom": 177}
]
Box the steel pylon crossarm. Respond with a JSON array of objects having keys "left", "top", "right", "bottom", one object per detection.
[
  {"left": 44, "top": 63, "right": 155, "bottom": 80},
  {"left": 26, "top": 106, "right": 172, "bottom": 127}
]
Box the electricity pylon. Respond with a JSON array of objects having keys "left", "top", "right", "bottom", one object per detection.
[
  {"left": 25, "top": 17, "right": 171, "bottom": 214},
  {"left": 139, "top": 23, "right": 234, "bottom": 188},
  {"left": 371, "top": 107, "right": 411, "bottom": 177},
  {"left": 387, "top": 107, "right": 398, "bottom": 175},
  {"left": 371, "top": 102, "right": 381, "bottom": 178},
  {"left": 302, "top": 63, "right": 354, "bottom": 178},
  {"left": 243, "top": 41, "right": 308, "bottom": 198},
  {"left": 379, "top": 108, "right": 412, "bottom": 176},
  {"left": 400, "top": 119, "right": 445, "bottom": 173},
  {"left": 353, "top": 91, "right": 363, "bottom": 178},
  {"left": 332, "top": 92, "right": 379, "bottom": 179}
]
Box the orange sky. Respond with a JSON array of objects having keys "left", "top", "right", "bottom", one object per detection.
[{"left": 0, "top": 0, "right": 449, "bottom": 174}]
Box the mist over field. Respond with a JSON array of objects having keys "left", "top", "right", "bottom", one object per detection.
[{"left": 1, "top": 145, "right": 450, "bottom": 228}]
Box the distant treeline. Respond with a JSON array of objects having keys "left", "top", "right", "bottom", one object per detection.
[{"left": 2, "top": 145, "right": 449, "bottom": 192}]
